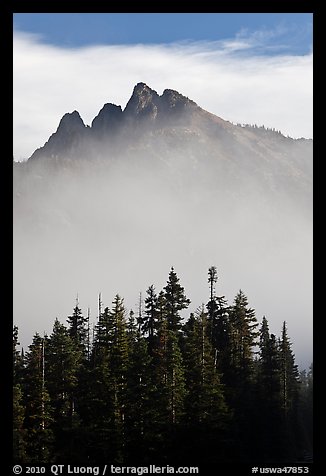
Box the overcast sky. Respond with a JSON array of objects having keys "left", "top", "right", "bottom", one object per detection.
[{"left": 13, "top": 13, "right": 313, "bottom": 160}]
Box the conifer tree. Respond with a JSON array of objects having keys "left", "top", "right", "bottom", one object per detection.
[
  {"left": 142, "top": 285, "right": 159, "bottom": 353},
  {"left": 279, "top": 321, "right": 299, "bottom": 414},
  {"left": 109, "top": 295, "right": 129, "bottom": 462},
  {"left": 163, "top": 267, "right": 190, "bottom": 332},
  {"left": 182, "top": 308, "right": 229, "bottom": 464},
  {"left": 46, "top": 320, "right": 79, "bottom": 418},
  {"left": 229, "top": 290, "right": 258, "bottom": 381},
  {"left": 94, "top": 306, "right": 115, "bottom": 351},
  {"left": 226, "top": 290, "right": 259, "bottom": 459},
  {"left": 23, "top": 333, "right": 53, "bottom": 463},
  {"left": 13, "top": 326, "right": 27, "bottom": 462},
  {"left": 279, "top": 322, "right": 300, "bottom": 459},
  {"left": 206, "top": 267, "right": 231, "bottom": 378},
  {"left": 125, "top": 324, "right": 155, "bottom": 462},
  {"left": 183, "top": 307, "right": 228, "bottom": 425},
  {"left": 151, "top": 311, "right": 186, "bottom": 424},
  {"left": 166, "top": 329, "right": 186, "bottom": 424},
  {"left": 259, "top": 316, "right": 281, "bottom": 397},
  {"left": 46, "top": 319, "right": 82, "bottom": 460},
  {"left": 81, "top": 305, "right": 114, "bottom": 461},
  {"left": 256, "top": 317, "right": 283, "bottom": 459},
  {"left": 298, "top": 363, "right": 313, "bottom": 458},
  {"left": 13, "top": 384, "right": 27, "bottom": 462},
  {"left": 67, "top": 298, "right": 88, "bottom": 355},
  {"left": 13, "top": 325, "right": 25, "bottom": 385}
]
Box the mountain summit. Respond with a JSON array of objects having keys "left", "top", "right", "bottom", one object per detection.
[
  {"left": 24, "top": 82, "right": 311, "bottom": 215},
  {"left": 124, "top": 82, "right": 197, "bottom": 121},
  {"left": 29, "top": 83, "right": 201, "bottom": 160}
]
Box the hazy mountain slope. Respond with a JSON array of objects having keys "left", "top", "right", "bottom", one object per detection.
[
  {"left": 16, "top": 82, "right": 311, "bottom": 212},
  {"left": 13, "top": 83, "right": 313, "bottom": 369}
]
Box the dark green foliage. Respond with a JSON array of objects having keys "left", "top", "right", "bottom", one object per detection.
[
  {"left": 183, "top": 307, "right": 227, "bottom": 426},
  {"left": 13, "top": 327, "right": 27, "bottom": 461},
  {"left": 206, "top": 267, "right": 231, "bottom": 385},
  {"left": 280, "top": 321, "right": 299, "bottom": 414},
  {"left": 13, "top": 325, "right": 25, "bottom": 386},
  {"left": 125, "top": 332, "right": 156, "bottom": 462},
  {"left": 67, "top": 301, "right": 89, "bottom": 355},
  {"left": 46, "top": 319, "right": 82, "bottom": 461},
  {"left": 13, "top": 267, "right": 307, "bottom": 465},
  {"left": 255, "top": 317, "right": 283, "bottom": 461},
  {"left": 259, "top": 317, "right": 281, "bottom": 398},
  {"left": 279, "top": 321, "right": 301, "bottom": 460},
  {"left": 13, "top": 384, "right": 27, "bottom": 462},
  {"left": 142, "top": 285, "right": 159, "bottom": 353},
  {"left": 23, "top": 334, "right": 54, "bottom": 463},
  {"left": 229, "top": 289, "right": 259, "bottom": 380},
  {"left": 298, "top": 364, "right": 313, "bottom": 458},
  {"left": 163, "top": 267, "right": 190, "bottom": 332},
  {"left": 226, "top": 290, "right": 259, "bottom": 444}
]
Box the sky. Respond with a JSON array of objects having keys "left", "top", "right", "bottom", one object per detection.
[
  {"left": 13, "top": 13, "right": 312, "bottom": 50},
  {"left": 13, "top": 13, "right": 313, "bottom": 160}
]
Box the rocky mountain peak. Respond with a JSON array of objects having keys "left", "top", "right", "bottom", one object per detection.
[
  {"left": 57, "top": 110, "right": 86, "bottom": 134},
  {"left": 161, "top": 88, "right": 197, "bottom": 109},
  {"left": 29, "top": 82, "right": 310, "bottom": 166},
  {"left": 30, "top": 111, "right": 86, "bottom": 160},
  {"left": 124, "top": 82, "right": 160, "bottom": 119},
  {"left": 91, "top": 103, "right": 123, "bottom": 135}
]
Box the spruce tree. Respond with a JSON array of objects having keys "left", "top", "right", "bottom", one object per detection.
[
  {"left": 206, "top": 267, "right": 231, "bottom": 380},
  {"left": 13, "top": 384, "right": 27, "bottom": 462},
  {"left": 152, "top": 308, "right": 184, "bottom": 422},
  {"left": 13, "top": 325, "right": 25, "bottom": 385},
  {"left": 67, "top": 299, "right": 88, "bottom": 355},
  {"left": 229, "top": 290, "right": 259, "bottom": 381},
  {"left": 46, "top": 320, "right": 79, "bottom": 418},
  {"left": 182, "top": 307, "right": 229, "bottom": 464},
  {"left": 125, "top": 326, "right": 155, "bottom": 463},
  {"left": 109, "top": 295, "right": 129, "bottom": 463},
  {"left": 23, "top": 333, "right": 54, "bottom": 463},
  {"left": 13, "top": 326, "right": 27, "bottom": 462},
  {"left": 82, "top": 305, "right": 114, "bottom": 461},
  {"left": 279, "top": 322, "right": 300, "bottom": 459},
  {"left": 66, "top": 301, "right": 89, "bottom": 440},
  {"left": 298, "top": 363, "right": 313, "bottom": 459},
  {"left": 163, "top": 267, "right": 190, "bottom": 332},
  {"left": 227, "top": 290, "right": 259, "bottom": 460},
  {"left": 256, "top": 316, "right": 283, "bottom": 460},
  {"left": 259, "top": 317, "right": 281, "bottom": 397},
  {"left": 183, "top": 307, "right": 227, "bottom": 424},
  {"left": 142, "top": 285, "right": 159, "bottom": 353},
  {"left": 46, "top": 319, "right": 81, "bottom": 461},
  {"left": 279, "top": 321, "right": 299, "bottom": 414},
  {"left": 166, "top": 329, "right": 186, "bottom": 425}
]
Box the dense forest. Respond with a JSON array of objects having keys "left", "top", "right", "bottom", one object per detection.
[{"left": 13, "top": 267, "right": 313, "bottom": 466}]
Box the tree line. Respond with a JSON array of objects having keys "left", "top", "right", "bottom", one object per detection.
[{"left": 13, "top": 267, "right": 313, "bottom": 466}]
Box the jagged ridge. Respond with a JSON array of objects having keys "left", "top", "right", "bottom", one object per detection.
[{"left": 30, "top": 83, "right": 199, "bottom": 160}]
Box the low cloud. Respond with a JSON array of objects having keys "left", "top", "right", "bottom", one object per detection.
[{"left": 13, "top": 30, "right": 312, "bottom": 160}]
